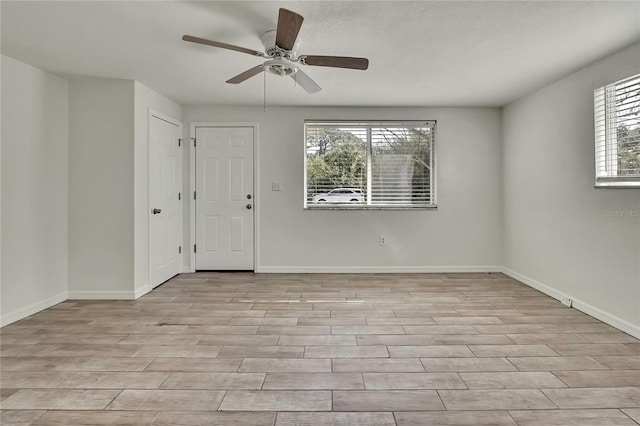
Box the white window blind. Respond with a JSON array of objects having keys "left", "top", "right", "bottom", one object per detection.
[
  {"left": 594, "top": 73, "right": 640, "bottom": 187},
  {"left": 304, "top": 121, "right": 436, "bottom": 209}
]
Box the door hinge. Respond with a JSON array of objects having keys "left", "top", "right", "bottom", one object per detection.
[
  {"left": 194, "top": 244, "right": 197, "bottom": 253},
  {"left": 178, "top": 192, "right": 181, "bottom": 200},
  {"left": 192, "top": 138, "right": 196, "bottom": 147},
  {"left": 178, "top": 138, "right": 182, "bottom": 147},
  {"left": 194, "top": 191, "right": 197, "bottom": 200},
  {"left": 178, "top": 246, "right": 182, "bottom": 254}
]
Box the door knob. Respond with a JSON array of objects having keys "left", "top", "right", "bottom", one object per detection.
[
  {"left": 152, "top": 208, "right": 162, "bottom": 214},
  {"left": 246, "top": 204, "right": 252, "bottom": 210}
]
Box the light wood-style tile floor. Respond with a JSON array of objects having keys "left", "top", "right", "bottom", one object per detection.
[{"left": 1, "top": 272, "right": 639, "bottom": 425}]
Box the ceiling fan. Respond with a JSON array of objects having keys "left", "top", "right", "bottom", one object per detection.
[{"left": 182, "top": 8, "right": 369, "bottom": 94}]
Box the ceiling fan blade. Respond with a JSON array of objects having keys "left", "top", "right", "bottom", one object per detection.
[
  {"left": 276, "top": 8, "right": 304, "bottom": 50},
  {"left": 291, "top": 69, "right": 321, "bottom": 94},
  {"left": 182, "top": 35, "right": 264, "bottom": 57},
  {"left": 303, "top": 55, "right": 369, "bottom": 70},
  {"left": 226, "top": 65, "right": 264, "bottom": 84}
]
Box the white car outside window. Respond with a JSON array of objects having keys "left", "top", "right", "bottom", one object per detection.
[{"left": 311, "top": 188, "right": 365, "bottom": 204}]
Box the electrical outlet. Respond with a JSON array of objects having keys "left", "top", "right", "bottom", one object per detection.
[
  {"left": 272, "top": 182, "right": 281, "bottom": 191},
  {"left": 560, "top": 296, "right": 573, "bottom": 307},
  {"left": 379, "top": 235, "right": 387, "bottom": 246}
]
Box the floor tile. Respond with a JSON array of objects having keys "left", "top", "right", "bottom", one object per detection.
[
  {"left": 332, "top": 326, "right": 404, "bottom": 335},
  {"left": 432, "top": 316, "right": 504, "bottom": 325},
  {"left": 0, "top": 410, "right": 45, "bottom": 425},
  {"left": 118, "top": 335, "right": 201, "bottom": 345},
  {"left": 304, "top": 345, "right": 388, "bottom": 358},
  {"left": 197, "top": 335, "right": 279, "bottom": 346},
  {"left": 58, "top": 372, "right": 169, "bottom": 389},
  {"left": 219, "top": 346, "right": 304, "bottom": 358},
  {"left": 355, "top": 335, "right": 435, "bottom": 345},
  {"left": 509, "top": 409, "right": 637, "bottom": 426},
  {"left": 541, "top": 387, "right": 640, "bottom": 408},
  {"left": 421, "top": 357, "right": 516, "bottom": 372},
  {"left": 459, "top": 372, "right": 566, "bottom": 389},
  {"left": 363, "top": 372, "right": 466, "bottom": 389},
  {"left": 507, "top": 333, "right": 590, "bottom": 344},
  {"left": 258, "top": 326, "right": 330, "bottom": 335},
  {"left": 593, "top": 356, "right": 640, "bottom": 370},
  {"left": 160, "top": 373, "right": 265, "bottom": 389},
  {"left": 0, "top": 372, "right": 72, "bottom": 388},
  {"left": 431, "top": 335, "right": 514, "bottom": 345},
  {"left": 365, "top": 318, "right": 436, "bottom": 325},
  {"left": 31, "top": 410, "right": 159, "bottom": 425},
  {"left": 219, "top": 390, "right": 331, "bottom": 411},
  {"left": 438, "top": 389, "right": 556, "bottom": 410},
  {"left": 298, "top": 318, "right": 367, "bottom": 326},
  {"left": 133, "top": 346, "right": 222, "bottom": 358},
  {"left": 107, "top": 389, "right": 226, "bottom": 411},
  {"left": 184, "top": 326, "right": 258, "bottom": 335},
  {"left": 333, "top": 358, "right": 424, "bottom": 372},
  {"left": 549, "top": 344, "right": 637, "bottom": 356},
  {"left": 0, "top": 389, "right": 120, "bottom": 410},
  {"left": 403, "top": 325, "right": 479, "bottom": 335},
  {"left": 333, "top": 390, "right": 444, "bottom": 411},
  {"left": 278, "top": 335, "right": 356, "bottom": 346},
  {"left": 276, "top": 411, "right": 396, "bottom": 425},
  {"left": 263, "top": 373, "right": 364, "bottom": 390},
  {"left": 508, "top": 356, "right": 607, "bottom": 371},
  {"left": 553, "top": 370, "right": 640, "bottom": 387},
  {"left": 388, "top": 345, "right": 474, "bottom": 358},
  {"left": 394, "top": 411, "right": 517, "bottom": 425},
  {"left": 154, "top": 411, "right": 276, "bottom": 426},
  {"left": 239, "top": 358, "right": 331, "bottom": 373},
  {"left": 469, "top": 344, "right": 558, "bottom": 357},
  {"left": 145, "top": 357, "right": 242, "bottom": 372}
]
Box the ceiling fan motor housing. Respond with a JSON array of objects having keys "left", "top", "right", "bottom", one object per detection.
[{"left": 263, "top": 59, "right": 297, "bottom": 77}]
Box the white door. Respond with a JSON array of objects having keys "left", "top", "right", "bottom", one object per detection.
[
  {"left": 195, "top": 126, "right": 254, "bottom": 270},
  {"left": 149, "top": 114, "right": 182, "bottom": 287}
]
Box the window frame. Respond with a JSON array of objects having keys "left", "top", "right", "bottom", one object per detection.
[
  {"left": 594, "top": 72, "right": 640, "bottom": 188},
  {"left": 303, "top": 120, "right": 437, "bottom": 210}
]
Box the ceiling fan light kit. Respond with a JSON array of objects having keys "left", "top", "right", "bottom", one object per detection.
[{"left": 182, "top": 8, "right": 369, "bottom": 95}]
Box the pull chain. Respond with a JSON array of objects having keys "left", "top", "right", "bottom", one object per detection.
[{"left": 263, "top": 71, "right": 266, "bottom": 113}]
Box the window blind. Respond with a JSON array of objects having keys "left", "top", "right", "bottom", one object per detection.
[
  {"left": 304, "top": 121, "right": 436, "bottom": 208},
  {"left": 594, "top": 74, "right": 640, "bottom": 187}
]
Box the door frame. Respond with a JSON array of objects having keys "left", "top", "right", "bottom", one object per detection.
[
  {"left": 189, "top": 122, "right": 259, "bottom": 273},
  {"left": 148, "top": 109, "right": 183, "bottom": 290}
]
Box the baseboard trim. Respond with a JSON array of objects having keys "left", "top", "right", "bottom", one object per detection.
[
  {"left": 502, "top": 267, "right": 640, "bottom": 339},
  {"left": 67, "top": 290, "right": 137, "bottom": 300},
  {"left": 256, "top": 266, "right": 503, "bottom": 274},
  {"left": 1, "top": 291, "right": 68, "bottom": 327}
]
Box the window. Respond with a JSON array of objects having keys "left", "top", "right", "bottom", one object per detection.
[
  {"left": 594, "top": 73, "right": 640, "bottom": 187},
  {"left": 304, "top": 121, "right": 436, "bottom": 208}
]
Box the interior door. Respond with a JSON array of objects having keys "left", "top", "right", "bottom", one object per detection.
[
  {"left": 149, "top": 114, "right": 182, "bottom": 287},
  {"left": 195, "top": 126, "right": 254, "bottom": 270}
]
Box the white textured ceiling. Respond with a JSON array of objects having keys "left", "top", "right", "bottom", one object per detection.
[{"left": 2, "top": 1, "right": 639, "bottom": 107}]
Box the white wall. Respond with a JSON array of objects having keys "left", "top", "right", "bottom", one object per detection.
[
  {"left": 184, "top": 106, "right": 503, "bottom": 272},
  {"left": 68, "top": 78, "right": 136, "bottom": 298},
  {"left": 502, "top": 43, "right": 640, "bottom": 337},
  {"left": 133, "top": 82, "right": 183, "bottom": 296},
  {"left": 1, "top": 55, "right": 69, "bottom": 325}
]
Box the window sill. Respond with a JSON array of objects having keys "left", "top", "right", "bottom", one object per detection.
[
  {"left": 304, "top": 205, "right": 438, "bottom": 211},
  {"left": 595, "top": 178, "right": 640, "bottom": 188}
]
